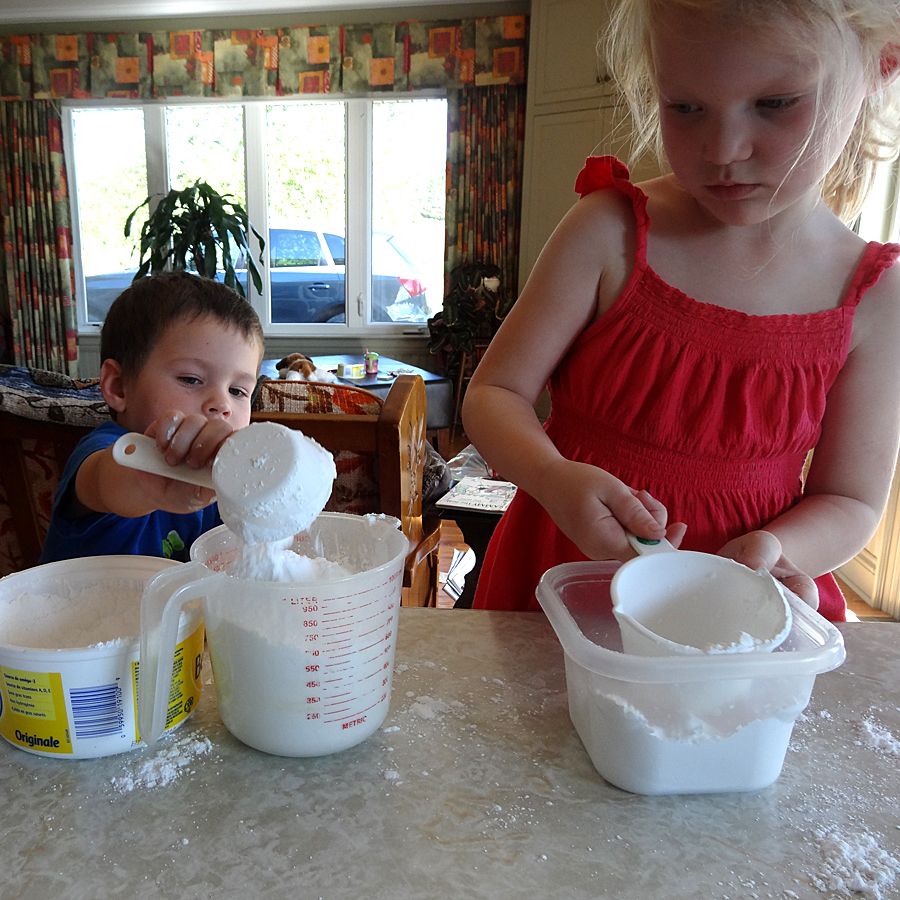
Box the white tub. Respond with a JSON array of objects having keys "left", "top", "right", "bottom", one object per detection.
[
  {"left": 536, "top": 561, "right": 846, "bottom": 795},
  {"left": 0, "top": 556, "right": 204, "bottom": 759}
]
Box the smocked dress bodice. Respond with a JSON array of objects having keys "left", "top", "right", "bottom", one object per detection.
[{"left": 473, "top": 156, "right": 900, "bottom": 621}]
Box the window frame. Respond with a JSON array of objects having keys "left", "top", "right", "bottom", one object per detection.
[{"left": 62, "top": 93, "right": 445, "bottom": 338}]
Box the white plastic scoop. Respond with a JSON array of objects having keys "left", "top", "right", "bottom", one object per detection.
[
  {"left": 611, "top": 533, "right": 793, "bottom": 656},
  {"left": 112, "top": 422, "right": 336, "bottom": 544}
]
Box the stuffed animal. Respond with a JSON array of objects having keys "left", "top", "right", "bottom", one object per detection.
[
  {"left": 275, "top": 353, "right": 316, "bottom": 380},
  {"left": 275, "top": 353, "right": 338, "bottom": 384}
]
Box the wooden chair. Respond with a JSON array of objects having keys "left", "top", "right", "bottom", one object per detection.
[
  {"left": 0, "top": 365, "right": 441, "bottom": 607},
  {"left": 0, "top": 365, "right": 108, "bottom": 575},
  {"left": 252, "top": 375, "right": 441, "bottom": 607}
]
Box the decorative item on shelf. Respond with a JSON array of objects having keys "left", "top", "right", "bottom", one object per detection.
[
  {"left": 426, "top": 262, "right": 513, "bottom": 440},
  {"left": 125, "top": 180, "right": 265, "bottom": 297}
]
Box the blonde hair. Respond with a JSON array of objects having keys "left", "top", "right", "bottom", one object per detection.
[{"left": 605, "top": 0, "right": 900, "bottom": 222}]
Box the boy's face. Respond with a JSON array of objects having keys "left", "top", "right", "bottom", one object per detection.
[{"left": 108, "top": 314, "right": 262, "bottom": 434}]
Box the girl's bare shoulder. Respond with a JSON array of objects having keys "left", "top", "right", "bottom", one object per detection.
[{"left": 851, "top": 251, "right": 900, "bottom": 354}]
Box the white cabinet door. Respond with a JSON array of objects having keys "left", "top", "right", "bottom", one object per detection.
[
  {"left": 518, "top": 104, "right": 659, "bottom": 285},
  {"left": 530, "top": 0, "right": 615, "bottom": 108}
]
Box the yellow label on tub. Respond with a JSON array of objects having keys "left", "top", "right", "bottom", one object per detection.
[
  {"left": 132, "top": 622, "right": 205, "bottom": 742},
  {"left": 0, "top": 669, "right": 72, "bottom": 754}
]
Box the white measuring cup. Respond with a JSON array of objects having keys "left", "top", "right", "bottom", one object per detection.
[
  {"left": 112, "top": 422, "right": 336, "bottom": 543},
  {"left": 611, "top": 534, "right": 792, "bottom": 657},
  {"left": 138, "top": 512, "right": 409, "bottom": 756}
]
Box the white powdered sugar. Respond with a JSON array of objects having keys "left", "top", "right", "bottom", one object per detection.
[
  {"left": 858, "top": 716, "right": 900, "bottom": 757},
  {"left": 110, "top": 732, "right": 213, "bottom": 792},
  {"left": 226, "top": 536, "right": 351, "bottom": 583},
  {"left": 809, "top": 827, "right": 900, "bottom": 899},
  {"left": 0, "top": 580, "right": 141, "bottom": 648},
  {"left": 213, "top": 422, "right": 336, "bottom": 545}
]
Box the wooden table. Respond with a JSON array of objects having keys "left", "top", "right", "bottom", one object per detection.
[{"left": 1, "top": 611, "right": 897, "bottom": 899}]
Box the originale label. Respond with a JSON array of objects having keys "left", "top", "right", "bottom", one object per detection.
[{"left": 0, "top": 622, "right": 204, "bottom": 755}]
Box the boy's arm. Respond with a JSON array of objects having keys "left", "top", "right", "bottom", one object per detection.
[{"left": 74, "top": 411, "right": 236, "bottom": 518}]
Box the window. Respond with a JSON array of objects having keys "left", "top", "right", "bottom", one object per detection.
[{"left": 65, "top": 97, "right": 447, "bottom": 334}]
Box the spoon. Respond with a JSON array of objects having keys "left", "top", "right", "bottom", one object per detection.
[{"left": 112, "top": 422, "right": 336, "bottom": 544}]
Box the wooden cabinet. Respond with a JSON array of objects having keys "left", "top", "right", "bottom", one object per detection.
[{"left": 518, "top": 0, "right": 661, "bottom": 286}]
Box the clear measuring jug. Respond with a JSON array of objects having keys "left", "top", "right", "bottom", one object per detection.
[{"left": 139, "top": 512, "right": 409, "bottom": 757}]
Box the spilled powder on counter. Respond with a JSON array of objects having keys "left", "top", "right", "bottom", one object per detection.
[
  {"left": 808, "top": 827, "right": 900, "bottom": 899},
  {"left": 408, "top": 695, "right": 453, "bottom": 721},
  {"left": 110, "top": 732, "right": 213, "bottom": 793},
  {"left": 858, "top": 716, "right": 900, "bottom": 757}
]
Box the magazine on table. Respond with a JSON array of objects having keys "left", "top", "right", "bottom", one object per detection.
[{"left": 434, "top": 475, "right": 516, "bottom": 514}]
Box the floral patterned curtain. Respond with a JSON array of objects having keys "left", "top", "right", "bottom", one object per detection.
[
  {"left": 445, "top": 83, "right": 527, "bottom": 301},
  {"left": 0, "top": 16, "right": 527, "bottom": 373},
  {"left": 0, "top": 101, "right": 77, "bottom": 372}
]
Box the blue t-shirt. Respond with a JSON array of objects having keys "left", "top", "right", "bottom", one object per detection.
[{"left": 40, "top": 420, "right": 221, "bottom": 564}]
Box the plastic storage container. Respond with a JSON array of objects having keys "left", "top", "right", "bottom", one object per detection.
[
  {"left": 536, "top": 561, "right": 845, "bottom": 795},
  {"left": 0, "top": 556, "right": 204, "bottom": 759}
]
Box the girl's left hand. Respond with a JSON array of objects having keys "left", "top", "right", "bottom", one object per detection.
[{"left": 717, "top": 530, "right": 819, "bottom": 610}]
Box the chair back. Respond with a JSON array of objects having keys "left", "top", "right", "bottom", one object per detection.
[
  {"left": 0, "top": 365, "right": 109, "bottom": 574},
  {"left": 0, "top": 367, "right": 440, "bottom": 606}
]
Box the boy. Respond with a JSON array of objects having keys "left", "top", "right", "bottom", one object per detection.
[{"left": 40, "top": 272, "right": 265, "bottom": 563}]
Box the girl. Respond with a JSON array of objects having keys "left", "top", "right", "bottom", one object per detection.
[{"left": 462, "top": 0, "right": 900, "bottom": 621}]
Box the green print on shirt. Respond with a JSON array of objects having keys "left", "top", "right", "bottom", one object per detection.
[{"left": 162, "top": 530, "right": 186, "bottom": 559}]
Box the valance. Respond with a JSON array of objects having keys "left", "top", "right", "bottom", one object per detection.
[{"left": 0, "top": 16, "right": 527, "bottom": 101}]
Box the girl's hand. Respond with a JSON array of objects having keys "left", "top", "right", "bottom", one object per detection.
[
  {"left": 538, "top": 458, "right": 686, "bottom": 561},
  {"left": 718, "top": 530, "right": 819, "bottom": 610}
]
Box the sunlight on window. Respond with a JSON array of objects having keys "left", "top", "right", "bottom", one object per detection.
[
  {"left": 265, "top": 103, "right": 346, "bottom": 324},
  {"left": 166, "top": 105, "right": 246, "bottom": 204},
  {"left": 70, "top": 107, "right": 147, "bottom": 322},
  {"left": 71, "top": 108, "right": 147, "bottom": 276},
  {"left": 373, "top": 99, "right": 447, "bottom": 320}
]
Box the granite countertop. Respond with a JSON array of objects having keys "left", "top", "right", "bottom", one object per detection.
[{"left": 1, "top": 610, "right": 897, "bottom": 899}]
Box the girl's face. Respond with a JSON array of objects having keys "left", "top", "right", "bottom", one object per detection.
[
  {"left": 651, "top": 6, "right": 866, "bottom": 226},
  {"left": 112, "top": 314, "right": 262, "bottom": 434}
]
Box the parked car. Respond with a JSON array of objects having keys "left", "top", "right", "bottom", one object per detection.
[{"left": 84, "top": 227, "right": 431, "bottom": 325}]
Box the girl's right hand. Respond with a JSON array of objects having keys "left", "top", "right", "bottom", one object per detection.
[{"left": 537, "top": 458, "right": 685, "bottom": 562}]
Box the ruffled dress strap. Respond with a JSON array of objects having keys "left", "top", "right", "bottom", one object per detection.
[
  {"left": 841, "top": 241, "right": 900, "bottom": 308},
  {"left": 574, "top": 156, "right": 650, "bottom": 270}
]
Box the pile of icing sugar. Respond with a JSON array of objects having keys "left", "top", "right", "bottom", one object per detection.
[
  {"left": 0, "top": 580, "right": 139, "bottom": 648},
  {"left": 110, "top": 731, "right": 213, "bottom": 793},
  {"left": 810, "top": 826, "right": 900, "bottom": 898},
  {"left": 213, "top": 423, "right": 346, "bottom": 581},
  {"left": 226, "top": 536, "right": 351, "bottom": 583},
  {"left": 213, "top": 422, "right": 336, "bottom": 546}
]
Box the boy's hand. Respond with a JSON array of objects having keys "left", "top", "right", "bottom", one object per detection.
[
  {"left": 137, "top": 411, "right": 237, "bottom": 514},
  {"left": 718, "top": 530, "right": 819, "bottom": 610},
  {"left": 146, "top": 410, "right": 236, "bottom": 470},
  {"left": 538, "top": 458, "right": 685, "bottom": 561}
]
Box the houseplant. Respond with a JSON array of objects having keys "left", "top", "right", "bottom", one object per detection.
[{"left": 125, "top": 180, "right": 265, "bottom": 297}]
